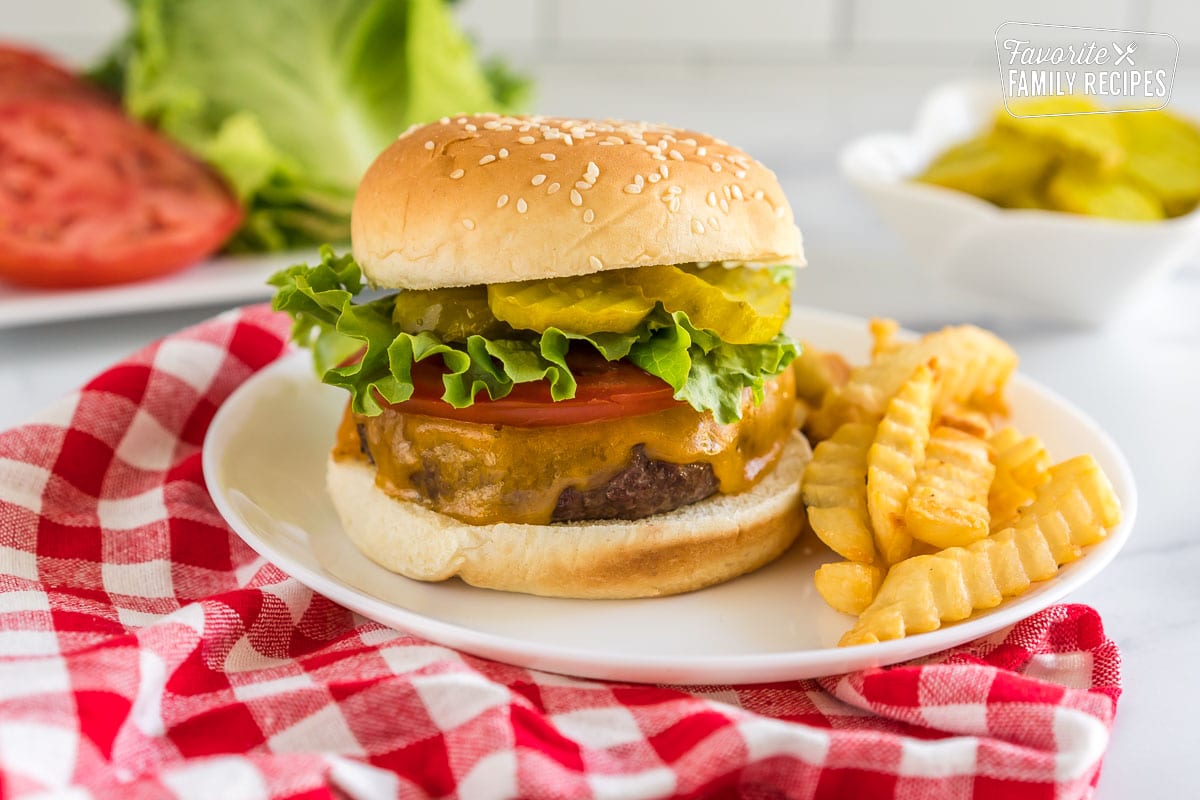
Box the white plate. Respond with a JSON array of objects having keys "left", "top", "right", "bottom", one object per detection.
[
  {"left": 203, "top": 308, "right": 1137, "bottom": 685},
  {"left": 0, "top": 251, "right": 315, "bottom": 330}
]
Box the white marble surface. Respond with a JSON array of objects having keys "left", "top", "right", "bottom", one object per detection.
[{"left": 1, "top": 63, "right": 1198, "bottom": 796}]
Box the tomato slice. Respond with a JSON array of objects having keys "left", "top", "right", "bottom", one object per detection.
[
  {"left": 0, "top": 99, "right": 242, "bottom": 288},
  {"left": 0, "top": 44, "right": 110, "bottom": 105},
  {"left": 384, "top": 351, "right": 683, "bottom": 427}
]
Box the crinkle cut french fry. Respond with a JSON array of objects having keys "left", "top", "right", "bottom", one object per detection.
[
  {"left": 905, "top": 426, "right": 995, "bottom": 549},
  {"left": 869, "top": 318, "right": 901, "bottom": 361},
  {"left": 867, "top": 363, "right": 936, "bottom": 565},
  {"left": 809, "top": 325, "right": 1017, "bottom": 440},
  {"left": 989, "top": 427, "right": 1050, "bottom": 531},
  {"left": 814, "top": 561, "right": 885, "bottom": 616},
  {"left": 792, "top": 345, "right": 852, "bottom": 407},
  {"left": 938, "top": 407, "right": 993, "bottom": 439},
  {"left": 802, "top": 422, "right": 878, "bottom": 563},
  {"left": 840, "top": 455, "right": 1121, "bottom": 646}
]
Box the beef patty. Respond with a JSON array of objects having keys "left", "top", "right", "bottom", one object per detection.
[
  {"left": 357, "top": 427, "right": 718, "bottom": 523},
  {"left": 552, "top": 445, "right": 719, "bottom": 522}
]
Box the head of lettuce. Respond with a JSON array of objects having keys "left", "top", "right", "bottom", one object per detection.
[{"left": 94, "top": 0, "right": 529, "bottom": 251}]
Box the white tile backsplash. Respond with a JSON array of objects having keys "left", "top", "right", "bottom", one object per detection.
[
  {"left": 849, "top": 0, "right": 1134, "bottom": 46},
  {"left": 454, "top": 0, "right": 541, "bottom": 47},
  {"left": 1146, "top": 0, "right": 1200, "bottom": 42},
  {"left": 550, "top": 0, "right": 837, "bottom": 49},
  {"left": 0, "top": 0, "right": 128, "bottom": 65},
  {"left": 0, "top": 0, "right": 1188, "bottom": 72}
]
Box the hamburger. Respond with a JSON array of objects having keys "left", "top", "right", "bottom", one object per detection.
[{"left": 270, "top": 114, "right": 811, "bottom": 599}]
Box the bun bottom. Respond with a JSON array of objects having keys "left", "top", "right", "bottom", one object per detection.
[{"left": 327, "top": 431, "right": 812, "bottom": 599}]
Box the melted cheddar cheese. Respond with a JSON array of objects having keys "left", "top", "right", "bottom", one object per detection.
[{"left": 333, "top": 370, "right": 796, "bottom": 525}]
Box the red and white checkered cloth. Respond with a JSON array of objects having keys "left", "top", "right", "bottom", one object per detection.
[{"left": 0, "top": 305, "right": 1121, "bottom": 799}]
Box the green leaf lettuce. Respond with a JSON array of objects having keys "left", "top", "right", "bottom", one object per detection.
[{"left": 270, "top": 249, "right": 799, "bottom": 424}]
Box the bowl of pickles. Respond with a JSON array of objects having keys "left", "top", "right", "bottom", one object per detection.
[{"left": 840, "top": 81, "right": 1200, "bottom": 326}]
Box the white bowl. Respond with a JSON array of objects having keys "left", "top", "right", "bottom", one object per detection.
[{"left": 839, "top": 80, "right": 1200, "bottom": 327}]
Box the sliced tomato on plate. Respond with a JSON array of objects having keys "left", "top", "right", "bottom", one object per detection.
[
  {"left": 0, "top": 99, "right": 243, "bottom": 288},
  {"left": 385, "top": 351, "right": 682, "bottom": 427}
]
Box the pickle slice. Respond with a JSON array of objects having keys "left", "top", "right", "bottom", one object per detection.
[
  {"left": 1045, "top": 164, "right": 1164, "bottom": 221},
  {"left": 488, "top": 272, "right": 655, "bottom": 335},
  {"left": 996, "top": 97, "right": 1126, "bottom": 172},
  {"left": 632, "top": 264, "right": 790, "bottom": 344},
  {"left": 916, "top": 131, "right": 1051, "bottom": 202},
  {"left": 1119, "top": 110, "right": 1200, "bottom": 217},
  {"left": 392, "top": 285, "right": 508, "bottom": 341}
]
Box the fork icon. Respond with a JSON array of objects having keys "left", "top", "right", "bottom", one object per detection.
[{"left": 1113, "top": 42, "right": 1137, "bottom": 66}]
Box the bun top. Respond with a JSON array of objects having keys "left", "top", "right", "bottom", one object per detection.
[{"left": 351, "top": 114, "right": 804, "bottom": 289}]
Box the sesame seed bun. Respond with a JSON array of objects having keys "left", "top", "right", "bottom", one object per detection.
[
  {"left": 351, "top": 114, "right": 805, "bottom": 289},
  {"left": 326, "top": 430, "right": 811, "bottom": 599}
]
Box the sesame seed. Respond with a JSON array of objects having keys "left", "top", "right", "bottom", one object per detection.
[
  {"left": 731, "top": 185, "right": 744, "bottom": 200},
  {"left": 753, "top": 189, "right": 765, "bottom": 200},
  {"left": 659, "top": 165, "right": 669, "bottom": 179},
  {"left": 652, "top": 154, "right": 667, "bottom": 161},
  {"left": 576, "top": 180, "right": 591, "bottom": 190},
  {"left": 497, "top": 194, "right": 509, "bottom": 208},
  {"left": 669, "top": 198, "right": 680, "bottom": 213},
  {"left": 547, "top": 182, "right": 561, "bottom": 194},
  {"left": 498, "top": 148, "right": 509, "bottom": 159},
  {"left": 735, "top": 169, "right": 747, "bottom": 179},
  {"left": 669, "top": 149, "right": 683, "bottom": 161},
  {"left": 598, "top": 141, "right": 614, "bottom": 146},
  {"left": 693, "top": 219, "right": 705, "bottom": 234},
  {"left": 570, "top": 189, "right": 583, "bottom": 207},
  {"left": 706, "top": 191, "right": 717, "bottom": 207},
  {"left": 484, "top": 120, "right": 500, "bottom": 130},
  {"left": 457, "top": 117, "right": 468, "bottom": 123},
  {"left": 540, "top": 153, "right": 556, "bottom": 161},
  {"left": 531, "top": 174, "right": 546, "bottom": 186},
  {"left": 563, "top": 135, "right": 574, "bottom": 146},
  {"left": 711, "top": 162, "right": 723, "bottom": 172},
  {"left": 776, "top": 207, "right": 786, "bottom": 219},
  {"left": 479, "top": 154, "right": 496, "bottom": 165},
  {"left": 647, "top": 173, "right": 660, "bottom": 183},
  {"left": 586, "top": 161, "right": 599, "bottom": 178},
  {"left": 719, "top": 198, "right": 730, "bottom": 213},
  {"left": 709, "top": 216, "right": 720, "bottom": 230},
  {"left": 624, "top": 184, "right": 642, "bottom": 194},
  {"left": 462, "top": 218, "right": 475, "bottom": 230},
  {"left": 518, "top": 135, "right": 536, "bottom": 145},
  {"left": 589, "top": 256, "right": 603, "bottom": 270},
  {"left": 439, "top": 117, "right": 450, "bottom": 124},
  {"left": 668, "top": 186, "right": 682, "bottom": 195},
  {"left": 606, "top": 136, "right": 624, "bottom": 145},
  {"left": 697, "top": 146, "right": 707, "bottom": 156},
  {"left": 517, "top": 198, "right": 528, "bottom": 213},
  {"left": 464, "top": 124, "right": 477, "bottom": 132},
  {"left": 424, "top": 140, "right": 435, "bottom": 151},
  {"left": 583, "top": 208, "right": 595, "bottom": 223},
  {"left": 449, "top": 168, "right": 465, "bottom": 179}
]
